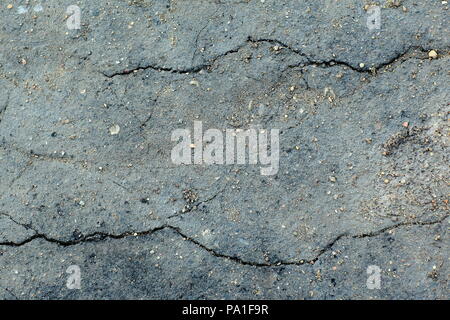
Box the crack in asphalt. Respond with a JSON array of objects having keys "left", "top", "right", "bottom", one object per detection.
[
  {"left": 101, "top": 42, "right": 246, "bottom": 78},
  {"left": 1, "top": 209, "right": 447, "bottom": 268},
  {"left": 101, "top": 36, "right": 449, "bottom": 78},
  {"left": 0, "top": 91, "right": 10, "bottom": 125}
]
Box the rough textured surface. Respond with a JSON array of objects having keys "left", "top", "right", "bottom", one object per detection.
[{"left": 0, "top": 0, "right": 448, "bottom": 299}]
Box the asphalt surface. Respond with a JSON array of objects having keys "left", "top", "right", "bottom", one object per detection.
[{"left": 0, "top": 0, "right": 448, "bottom": 299}]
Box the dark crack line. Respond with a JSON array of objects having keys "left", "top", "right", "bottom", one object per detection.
[
  {"left": 256, "top": 38, "right": 449, "bottom": 74},
  {"left": 248, "top": 37, "right": 366, "bottom": 73},
  {"left": 352, "top": 217, "right": 449, "bottom": 239},
  {"left": 102, "top": 43, "right": 245, "bottom": 78},
  {"left": 102, "top": 35, "right": 449, "bottom": 79},
  {"left": 1, "top": 215, "right": 447, "bottom": 268},
  {"left": 0, "top": 225, "right": 169, "bottom": 247},
  {"left": 0, "top": 91, "right": 10, "bottom": 125},
  {"left": 169, "top": 216, "right": 449, "bottom": 267}
]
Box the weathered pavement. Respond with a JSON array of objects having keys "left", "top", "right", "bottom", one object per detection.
[{"left": 0, "top": 0, "right": 448, "bottom": 299}]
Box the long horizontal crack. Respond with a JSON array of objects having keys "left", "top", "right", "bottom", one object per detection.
[
  {"left": 101, "top": 36, "right": 449, "bottom": 78},
  {"left": 0, "top": 223, "right": 168, "bottom": 247},
  {"left": 102, "top": 43, "right": 246, "bottom": 78},
  {"left": 1, "top": 212, "right": 447, "bottom": 268}
]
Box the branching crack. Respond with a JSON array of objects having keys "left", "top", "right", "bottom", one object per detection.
[
  {"left": 102, "top": 43, "right": 246, "bottom": 78},
  {"left": 101, "top": 36, "right": 449, "bottom": 78}
]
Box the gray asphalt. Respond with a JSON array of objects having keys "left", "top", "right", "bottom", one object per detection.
[{"left": 0, "top": 0, "right": 448, "bottom": 299}]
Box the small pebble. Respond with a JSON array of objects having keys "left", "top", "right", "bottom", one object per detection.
[
  {"left": 428, "top": 50, "right": 438, "bottom": 59},
  {"left": 109, "top": 124, "right": 120, "bottom": 135}
]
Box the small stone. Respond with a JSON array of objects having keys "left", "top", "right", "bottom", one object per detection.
[
  {"left": 189, "top": 80, "right": 199, "bottom": 86},
  {"left": 329, "top": 176, "right": 337, "bottom": 183},
  {"left": 402, "top": 121, "right": 409, "bottom": 128},
  {"left": 428, "top": 50, "right": 438, "bottom": 59},
  {"left": 109, "top": 124, "right": 120, "bottom": 135},
  {"left": 7, "top": 4, "right": 13, "bottom": 9},
  {"left": 359, "top": 63, "right": 365, "bottom": 68}
]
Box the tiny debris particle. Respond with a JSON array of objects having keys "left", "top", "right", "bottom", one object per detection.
[
  {"left": 402, "top": 121, "right": 409, "bottom": 128},
  {"left": 7, "top": 4, "right": 13, "bottom": 9},
  {"left": 359, "top": 63, "right": 365, "bottom": 68},
  {"left": 329, "top": 176, "right": 337, "bottom": 183},
  {"left": 272, "top": 45, "right": 281, "bottom": 51},
  {"left": 189, "top": 80, "right": 199, "bottom": 86},
  {"left": 428, "top": 50, "right": 438, "bottom": 59},
  {"left": 109, "top": 124, "right": 121, "bottom": 135}
]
